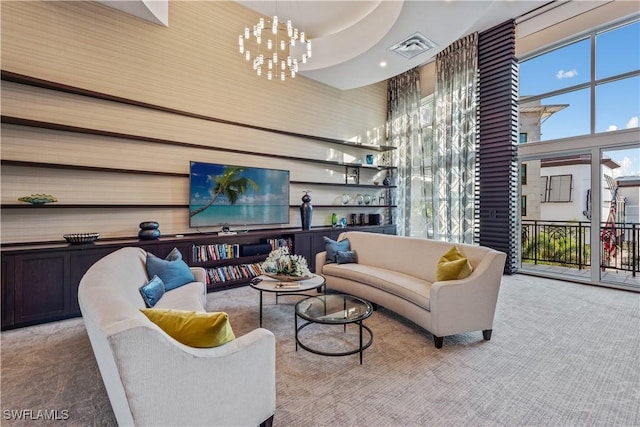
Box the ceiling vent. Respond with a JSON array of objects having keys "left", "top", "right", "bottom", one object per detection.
[{"left": 389, "top": 32, "right": 437, "bottom": 59}]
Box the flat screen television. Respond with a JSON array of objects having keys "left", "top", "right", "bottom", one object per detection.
[{"left": 189, "top": 161, "right": 290, "bottom": 228}]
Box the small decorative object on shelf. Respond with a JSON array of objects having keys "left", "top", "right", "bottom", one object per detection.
[
  {"left": 300, "top": 190, "right": 313, "bottom": 231},
  {"left": 64, "top": 232, "right": 100, "bottom": 244},
  {"left": 356, "top": 194, "right": 364, "bottom": 205},
  {"left": 346, "top": 166, "right": 360, "bottom": 184},
  {"left": 138, "top": 221, "right": 161, "bottom": 240},
  {"left": 18, "top": 194, "right": 58, "bottom": 205},
  {"left": 383, "top": 175, "right": 391, "bottom": 186},
  {"left": 341, "top": 194, "right": 350, "bottom": 205},
  {"left": 365, "top": 154, "right": 374, "bottom": 165},
  {"left": 262, "top": 246, "right": 311, "bottom": 281},
  {"left": 331, "top": 212, "right": 338, "bottom": 227},
  {"left": 363, "top": 194, "right": 372, "bottom": 205}
]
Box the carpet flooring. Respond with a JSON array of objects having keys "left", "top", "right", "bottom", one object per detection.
[{"left": 1, "top": 274, "right": 639, "bottom": 426}]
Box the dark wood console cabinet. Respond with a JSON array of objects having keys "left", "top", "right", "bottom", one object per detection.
[{"left": 1, "top": 224, "right": 395, "bottom": 329}]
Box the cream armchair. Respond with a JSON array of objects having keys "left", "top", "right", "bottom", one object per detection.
[{"left": 78, "top": 247, "right": 276, "bottom": 426}]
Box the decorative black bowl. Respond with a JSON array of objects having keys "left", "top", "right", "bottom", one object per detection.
[{"left": 64, "top": 233, "right": 100, "bottom": 244}]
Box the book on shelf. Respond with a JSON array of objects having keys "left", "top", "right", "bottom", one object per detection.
[
  {"left": 204, "top": 262, "right": 265, "bottom": 285},
  {"left": 192, "top": 243, "right": 241, "bottom": 263},
  {"left": 262, "top": 237, "right": 293, "bottom": 252}
]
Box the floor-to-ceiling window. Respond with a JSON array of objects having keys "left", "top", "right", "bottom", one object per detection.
[{"left": 518, "top": 17, "right": 639, "bottom": 291}]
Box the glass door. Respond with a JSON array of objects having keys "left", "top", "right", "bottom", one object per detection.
[{"left": 599, "top": 147, "right": 640, "bottom": 288}]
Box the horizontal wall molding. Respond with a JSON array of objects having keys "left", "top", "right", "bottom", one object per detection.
[{"left": 1, "top": 70, "right": 395, "bottom": 152}]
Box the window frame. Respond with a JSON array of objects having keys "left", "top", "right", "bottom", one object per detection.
[
  {"left": 518, "top": 17, "right": 640, "bottom": 140},
  {"left": 547, "top": 174, "right": 573, "bottom": 203}
]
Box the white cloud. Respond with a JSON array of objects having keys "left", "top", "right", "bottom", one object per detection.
[
  {"left": 556, "top": 69, "right": 578, "bottom": 79},
  {"left": 612, "top": 156, "right": 637, "bottom": 178},
  {"left": 606, "top": 117, "right": 638, "bottom": 132}
]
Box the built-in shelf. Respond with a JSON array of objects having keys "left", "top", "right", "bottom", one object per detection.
[
  {"left": 291, "top": 181, "right": 397, "bottom": 189},
  {"left": 1, "top": 204, "right": 188, "bottom": 209},
  {"left": 288, "top": 204, "right": 397, "bottom": 208},
  {"left": 2, "top": 71, "right": 397, "bottom": 153}
]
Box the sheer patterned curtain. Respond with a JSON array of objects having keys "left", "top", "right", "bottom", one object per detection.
[
  {"left": 432, "top": 33, "right": 478, "bottom": 243},
  {"left": 386, "top": 68, "right": 429, "bottom": 237}
]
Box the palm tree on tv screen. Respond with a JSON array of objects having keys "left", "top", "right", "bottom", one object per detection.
[{"left": 190, "top": 166, "right": 259, "bottom": 218}]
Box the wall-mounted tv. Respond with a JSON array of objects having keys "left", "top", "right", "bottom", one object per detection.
[{"left": 189, "top": 161, "right": 290, "bottom": 228}]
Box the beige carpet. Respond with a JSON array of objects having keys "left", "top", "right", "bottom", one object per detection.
[{"left": 2, "top": 274, "right": 639, "bottom": 426}]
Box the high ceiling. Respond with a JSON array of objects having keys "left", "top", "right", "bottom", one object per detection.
[
  {"left": 98, "top": 0, "right": 570, "bottom": 90},
  {"left": 236, "top": 0, "right": 551, "bottom": 89}
]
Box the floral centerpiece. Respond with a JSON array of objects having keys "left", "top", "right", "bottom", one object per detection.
[{"left": 261, "top": 246, "right": 311, "bottom": 281}]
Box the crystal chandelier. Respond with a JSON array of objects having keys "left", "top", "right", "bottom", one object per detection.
[{"left": 238, "top": 15, "right": 312, "bottom": 81}]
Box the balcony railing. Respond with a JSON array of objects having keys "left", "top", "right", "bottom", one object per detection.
[{"left": 521, "top": 220, "right": 639, "bottom": 277}]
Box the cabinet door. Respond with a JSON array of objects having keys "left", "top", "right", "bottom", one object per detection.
[
  {"left": 14, "top": 252, "right": 70, "bottom": 325},
  {"left": 2, "top": 255, "right": 15, "bottom": 328},
  {"left": 294, "top": 233, "right": 314, "bottom": 271}
]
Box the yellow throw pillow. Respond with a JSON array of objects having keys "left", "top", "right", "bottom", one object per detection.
[
  {"left": 436, "top": 246, "right": 473, "bottom": 281},
  {"left": 140, "top": 309, "right": 235, "bottom": 348}
]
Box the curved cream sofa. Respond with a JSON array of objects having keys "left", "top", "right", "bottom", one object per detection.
[
  {"left": 316, "top": 232, "right": 506, "bottom": 348},
  {"left": 78, "top": 247, "right": 276, "bottom": 427}
]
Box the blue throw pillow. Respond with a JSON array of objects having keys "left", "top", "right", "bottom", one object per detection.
[
  {"left": 139, "top": 275, "right": 166, "bottom": 307},
  {"left": 336, "top": 250, "right": 358, "bottom": 264},
  {"left": 323, "top": 237, "right": 350, "bottom": 264},
  {"left": 146, "top": 249, "right": 196, "bottom": 292}
]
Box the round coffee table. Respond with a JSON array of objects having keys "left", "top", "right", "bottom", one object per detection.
[
  {"left": 249, "top": 274, "right": 326, "bottom": 327},
  {"left": 294, "top": 294, "right": 373, "bottom": 364}
]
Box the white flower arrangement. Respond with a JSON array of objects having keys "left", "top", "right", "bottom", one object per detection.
[{"left": 262, "top": 246, "right": 311, "bottom": 278}]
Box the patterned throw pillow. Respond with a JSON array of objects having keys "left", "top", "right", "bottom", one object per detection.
[
  {"left": 146, "top": 248, "right": 196, "bottom": 291},
  {"left": 323, "top": 237, "right": 350, "bottom": 263},
  {"left": 140, "top": 309, "right": 235, "bottom": 348},
  {"left": 436, "top": 246, "right": 473, "bottom": 281}
]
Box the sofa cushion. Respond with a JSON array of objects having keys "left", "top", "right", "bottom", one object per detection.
[
  {"left": 139, "top": 275, "right": 165, "bottom": 308},
  {"left": 336, "top": 250, "right": 358, "bottom": 264},
  {"left": 324, "top": 237, "right": 350, "bottom": 263},
  {"left": 146, "top": 249, "right": 196, "bottom": 291},
  {"left": 436, "top": 246, "right": 473, "bottom": 281},
  {"left": 322, "top": 263, "right": 431, "bottom": 310},
  {"left": 140, "top": 309, "right": 235, "bottom": 348}
]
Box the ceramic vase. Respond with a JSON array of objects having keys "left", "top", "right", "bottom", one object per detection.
[{"left": 300, "top": 191, "right": 313, "bottom": 230}]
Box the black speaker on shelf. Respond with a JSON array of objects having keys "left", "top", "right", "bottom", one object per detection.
[
  {"left": 368, "top": 214, "right": 382, "bottom": 225},
  {"left": 240, "top": 243, "right": 273, "bottom": 257}
]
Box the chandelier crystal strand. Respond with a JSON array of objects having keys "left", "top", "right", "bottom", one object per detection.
[{"left": 239, "top": 14, "right": 311, "bottom": 81}]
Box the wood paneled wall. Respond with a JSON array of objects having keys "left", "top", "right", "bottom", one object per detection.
[{"left": 1, "top": 1, "right": 388, "bottom": 244}]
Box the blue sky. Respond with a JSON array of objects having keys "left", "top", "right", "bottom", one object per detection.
[{"left": 520, "top": 19, "right": 639, "bottom": 176}]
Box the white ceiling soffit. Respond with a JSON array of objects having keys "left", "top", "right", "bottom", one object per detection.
[
  {"left": 97, "top": 0, "right": 169, "bottom": 26},
  {"left": 237, "top": 0, "right": 549, "bottom": 90}
]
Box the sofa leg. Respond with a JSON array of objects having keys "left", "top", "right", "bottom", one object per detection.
[
  {"left": 482, "top": 329, "right": 492, "bottom": 341},
  {"left": 260, "top": 414, "right": 274, "bottom": 427},
  {"left": 433, "top": 336, "right": 443, "bottom": 348}
]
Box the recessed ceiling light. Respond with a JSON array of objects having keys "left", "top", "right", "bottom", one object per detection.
[{"left": 379, "top": 61, "right": 387, "bottom": 67}]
